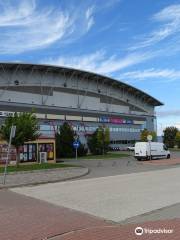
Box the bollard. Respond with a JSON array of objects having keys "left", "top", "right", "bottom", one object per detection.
[
  {"left": 112, "top": 161, "right": 117, "bottom": 167},
  {"left": 126, "top": 160, "right": 131, "bottom": 166}
]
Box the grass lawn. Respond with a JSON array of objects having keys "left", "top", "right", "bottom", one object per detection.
[
  {"left": 169, "top": 148, "right": 180, "bottom": 151},
  {"left": 63, "top": 152, "right": 130, "bottom": 160},
  {"left": 0, "top": 162, "right": 77, "bottom": 173}
]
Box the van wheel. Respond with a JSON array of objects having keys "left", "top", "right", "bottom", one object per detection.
[{"left": 167, "top": 154, "right": 170, "bottom": 159}]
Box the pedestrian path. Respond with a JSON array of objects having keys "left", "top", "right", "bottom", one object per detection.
[
  {"left": 0, "top": 167, "right": 88, "bottom": 188},
  {"left": 1, "top": 190, "right": 180, "bottom": 240},
  {"left": 13, "top": 167, "right": 180, "bottom": 222}
]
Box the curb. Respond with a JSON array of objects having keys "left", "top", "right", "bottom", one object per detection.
[
  {"left": 0, "top": 166, "right": 82, "bottom": 175},
  {"left": 0, "top": 167, "right": 90, "bottom": 189}
]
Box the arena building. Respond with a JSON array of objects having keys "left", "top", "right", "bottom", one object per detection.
[{"left": 0, "top": 62, "right": 163, "bottom": 161}]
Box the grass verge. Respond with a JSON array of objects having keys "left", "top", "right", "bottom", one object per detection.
[
  {"left": 0, "top": 163, "right": 77, "bottom": 173},
  {"left": 170, "top": 148, "right": 180, "bottom": 151},
  {"left": 62, "top": 152, "right": 130, "bottom": 160}
]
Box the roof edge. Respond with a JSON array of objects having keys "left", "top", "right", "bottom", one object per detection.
[{"left": 0, "top": 61, "right": 164, "bottom": 106}]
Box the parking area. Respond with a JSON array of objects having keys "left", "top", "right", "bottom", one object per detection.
[{"left": 64, "top": 151, "right": 180, "bottom": 180}]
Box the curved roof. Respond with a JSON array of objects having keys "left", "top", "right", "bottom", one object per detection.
[{"left": 0, "top": 62, "right": 163, "bottom": 106}]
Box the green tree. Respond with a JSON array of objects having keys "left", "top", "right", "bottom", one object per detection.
[
  {"left": 0, "top": 112, "right": 39, "bottom": 166},
  {"left": 163, "top": 126, "right": 178, "bottom": 148},
  {"left": 77, "top": 143, "right": 88, "bottom": 157},
  {"left": 87, "top": 129, "right": 99, "bottom": 155},
  {"left": 56, "top": 122, "right": 88, "bottom": 158},
  {"left": 140, "top": 128, "right": 156, "bottom": 141},
  {"left": 175, "top": 131, "right": 180, "bottom": 148},
  {"left": 88, "top": 126, "right": 110, "bottom": 155},
  {"left": 104, "top": 127, "right": 110, "bottom": 153},
  {"left": 97, "top": 126, "right": 104, "bottom": 154},
  {"left": 56, "top": 122, "right": 75, "bottom": 158}
]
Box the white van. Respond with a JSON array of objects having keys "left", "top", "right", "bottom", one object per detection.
[{"left": 134, "top": 142, "right": 170, "bottom": 160}]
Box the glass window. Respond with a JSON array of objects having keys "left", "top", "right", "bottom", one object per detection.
[{"left": 163, "top": 145, "right": 168, "bottom": 150}]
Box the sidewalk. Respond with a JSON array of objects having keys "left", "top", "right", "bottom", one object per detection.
[
  {"left": 142, "top": 157, "right": 180, "bottom": 166},
  {"left": 51, "top": 220, "right": 180, "bottom": 240},
  {"left": 0, "top": 190, "right": 108, "bottom": 240},
  {"left": 0, "top": 190, "right": 180, "bottom": 240},
  {"left": 0, "top": 167, "right": 89, "bottom": 188}
]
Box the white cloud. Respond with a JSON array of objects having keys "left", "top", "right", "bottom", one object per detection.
[
  {"left": 45, "top": 51, "right": 105, "bottom": 73},
  {"left": 118, "top": 68, "right": 180, "bottom": 83},
  {"left": 43, "top": 50, "right": 154, "bottom": 75},
  {"left": 85, "top": 6, "right": 95, "bottom": 31},
  {"left": 130, "top": 4, "right": 180, "bottom": 50},
  {"left": 175, "top": 123, "right": 180, "bottom": 129},
  {"left": 0, "top": 0, "right": 95, "bottom": 54}
]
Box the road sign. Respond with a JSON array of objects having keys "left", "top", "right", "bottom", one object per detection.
[
  {"left": 147, "top": 135, "right": 152, "bottom": 141},
  {"left": 73, "top": 140, "right": 80, "bottom": 161},
  {"left": 73, "top": 141, "right": 80, "bottom": 149}
]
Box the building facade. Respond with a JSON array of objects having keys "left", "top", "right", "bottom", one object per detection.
[{"left": 0, "top": 63, "right": 163, "bottom": 152}]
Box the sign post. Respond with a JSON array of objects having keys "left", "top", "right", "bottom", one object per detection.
[
  {"left": 147, "top": 135, "right": 152, "bottom": 160},
  {"left": 73, "top": 139, "right": 80, "bottom": 161},
  {"left": 3, "top": 125, "right": 16, "bottom": 185}
]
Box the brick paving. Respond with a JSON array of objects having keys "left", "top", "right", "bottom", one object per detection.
[
  {"left": 142, "top": 157, "right": 180, "bottom": 166},
  {"left": 0, "top": 190, "right": 107, "bottom": 240},
  {"left": 51, "top": 219, "right": 180, "bottom": 240},
  {"left": 0, "top": 189, "right": 180, "bottom": 240}
]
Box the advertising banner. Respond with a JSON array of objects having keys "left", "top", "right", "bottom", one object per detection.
[
  {"left": 99, "top": 116, "right": 110, "bottom": 123},
  {"left": 110, "top": 117, "right": 125, "bottom": 124}
]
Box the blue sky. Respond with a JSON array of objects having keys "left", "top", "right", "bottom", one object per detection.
[{"left": 0, "top": 0, "right": 180, "bottom": 135}]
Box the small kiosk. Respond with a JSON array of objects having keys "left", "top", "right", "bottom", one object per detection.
[{"left": 0, "top": 138, "right": 56, "bottom": 164}]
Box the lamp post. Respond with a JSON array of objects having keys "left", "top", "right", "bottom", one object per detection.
[{"left": 147, "top": 135, "right": 152, "bottom": 160}]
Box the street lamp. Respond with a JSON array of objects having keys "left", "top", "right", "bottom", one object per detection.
[{"left": 147, "top": 135, "right": 152, "bottom": 160}]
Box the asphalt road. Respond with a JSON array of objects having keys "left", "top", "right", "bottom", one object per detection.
[{"left": 64, "top": 151, "right": 180, "bottom": 179}]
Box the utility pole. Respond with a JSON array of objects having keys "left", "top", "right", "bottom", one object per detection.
[
  {"left": 3, "top": 125, "right": 16, "bottom": 185},
  {"left": 147, "top": 135, "right": 152, "bottom": 160}
]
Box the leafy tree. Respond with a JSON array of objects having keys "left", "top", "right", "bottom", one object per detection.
[
  {"left": 0, "top": 112, "right": 39, "bottom": 166},
  {"left": 163, "top": 126, "right": 178, "bottom": 148},
  {"left": 56, "top": 122, "right": 75, "bottom": 158},
  {"left": 56, "top": 122, "right": 88, "bottom": 158},
  {"left": 140, "top": 128, "right": 156, "bottom": 141},
  {"left": 77, "top": 143, "right": 88, "bottom": 157},
  {"left": 88, "top": 126, "right": 110, "bottom": 155},
  {"left": 87, "top": 129, "right": 99, "bottom": 155},
  {"left": 97, "top": 126, "right": 104, "bottom": 154},
  {"left": 104, "top": 127, "right": 110, "bottom": 152},
  {"left": 175, "top": 131, "right": 180, "bottom": 148}
]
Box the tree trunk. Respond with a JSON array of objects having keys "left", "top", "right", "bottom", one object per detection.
[{"left": 16, "top": 147, "right": 20, "bottom": 167}]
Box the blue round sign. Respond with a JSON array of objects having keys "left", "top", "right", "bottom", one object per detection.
[{"left": 73, "top": 141, "right": 80, "bottom": 149}]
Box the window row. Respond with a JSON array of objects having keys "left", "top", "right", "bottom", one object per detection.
[
  {"left": 110, "top": 140, "right": 136, "bottom": 144},
  {"left": 38, "top": 125, "right": 142, "bottom": 134}
]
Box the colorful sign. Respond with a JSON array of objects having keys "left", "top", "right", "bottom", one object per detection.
[
  {"left": 99, "top": 116, "right": 109, "bottom": 123},
  {"left": 126, "top": 119, "right": 133, "bottom": 124},
  {"left": 73, "top": 141, "right": 80, "bottom": 149},
  {"left": 110, "top": 117, "right": 126, "bottom": 124},
  {"left": 99, "top": 116, "right": 139, "bottom": 125}
]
